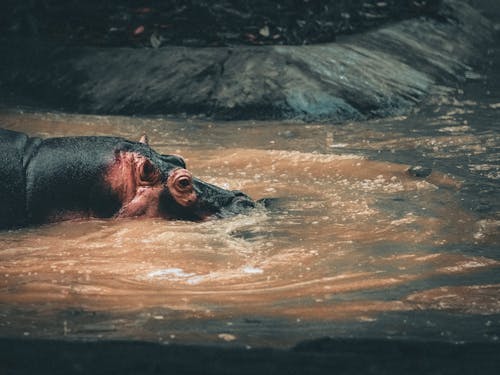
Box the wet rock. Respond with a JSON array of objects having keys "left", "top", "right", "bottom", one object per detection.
[{"left": 0, "top": 0, "right": 493, "bottom": 121}]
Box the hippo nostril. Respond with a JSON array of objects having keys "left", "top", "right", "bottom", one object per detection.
[
  {"left": 232, "top": 190, "right": 246, "bottom": 197},
  {"left": 232, "top": 196, "right": 255, "bottom": 209},
  {"left": 239, "top": 199, "right": 255, "bottom": 209}
]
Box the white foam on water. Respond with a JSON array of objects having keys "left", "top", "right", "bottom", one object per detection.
[{"left": 146, "top": 268, "right": 196, "bottom": 280}]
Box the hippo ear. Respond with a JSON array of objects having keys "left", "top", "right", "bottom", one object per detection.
[
  {"left": 139, "top": 158, "right": 160, "bottom": 185},
  {"left": 139, "top": 134, "right": 149, "bottom": 145}
]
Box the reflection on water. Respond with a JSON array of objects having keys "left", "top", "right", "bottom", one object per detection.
[{"left": 1, "top": 58, "right": 500, "bottom": 347}]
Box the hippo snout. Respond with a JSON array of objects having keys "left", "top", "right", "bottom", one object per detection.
[
  {"left": 227, "top": 190, "right": 256, "bottom": 211},
  {"left": 155, "top": 175, "right": 256, "bottom": 221},
  {"left": 232, "top": 190, "right": 253, "bottom": 201},
  {"left": 202, "top": 189, "right": 255, "bottom": 218}
]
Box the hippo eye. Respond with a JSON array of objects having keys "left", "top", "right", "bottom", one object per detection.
[
  {"left": 176, "top": 176, "right": 192, "bottom": 191},
  {"left": 166, "top": 168, "right": 197, "bottom": 207}
]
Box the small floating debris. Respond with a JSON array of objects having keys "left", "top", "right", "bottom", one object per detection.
[
  {"left": 329, "top": 143, "right": 349, "bottom": 148},
  {"left": 407, "top": 165, "right": 432, "bottom": 178},
  {"left": 438, "top": 125, "right": 471, "bottom": 133},
  {"left": 218, "top": 333, "right": 237, "bottom": 342}
]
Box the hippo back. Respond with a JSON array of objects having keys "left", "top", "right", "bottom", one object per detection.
[
  {"left": 0, "top": 128, "right": 41, "bottom": 228},
  {"left": 24, "top": 136, "right": 125, "bottom": 223}
]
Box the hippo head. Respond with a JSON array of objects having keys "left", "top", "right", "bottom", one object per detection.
[
  {"left": 1, "top": 129, "right": 256, "bottom": 228},
  {"left": 104, "top": 136, "right": 255, "bottom": 221}
]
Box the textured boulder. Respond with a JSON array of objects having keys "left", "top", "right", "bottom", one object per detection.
[{"left": 0, "top": 0, "right": 493, "bottom": 121}]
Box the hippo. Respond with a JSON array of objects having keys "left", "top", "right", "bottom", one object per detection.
[{"left": 0, "top": 128, "right": 255, "bottom": 229}]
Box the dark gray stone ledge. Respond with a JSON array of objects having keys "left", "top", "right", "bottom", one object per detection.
[{"left": 0, "top": 0, "right": 493, "bottom": 122}]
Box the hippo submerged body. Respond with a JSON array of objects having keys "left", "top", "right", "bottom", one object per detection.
[{"left": 0, "top": 128, "right": 254, "bottom": 229}]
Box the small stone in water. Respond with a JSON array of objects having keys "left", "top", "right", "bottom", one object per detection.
[{"left": 407, "top": 165, "right": 432, "bottom": 178}]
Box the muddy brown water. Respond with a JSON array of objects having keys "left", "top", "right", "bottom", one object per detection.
[{"left": 1, "top": 59, "right": 500, "bottom": 348}]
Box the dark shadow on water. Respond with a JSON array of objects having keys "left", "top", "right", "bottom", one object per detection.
[{"left": 1, "top": 337, "right": 499, "bottom": 375}]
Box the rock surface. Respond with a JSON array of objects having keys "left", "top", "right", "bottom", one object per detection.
[{"left": 0, "top": 0, "right": 493, "bottom": 121}]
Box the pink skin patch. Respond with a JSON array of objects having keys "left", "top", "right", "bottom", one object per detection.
[
  {"left": 117, "top": 185, "right": 164, "bottom": 218},
  {"left": 104, "top": 151, "right": 198, "bottom": 219}
]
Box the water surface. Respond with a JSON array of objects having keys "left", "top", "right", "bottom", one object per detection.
[{"left": 0, "top": 52, "right": 499, "bottom": 348}]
